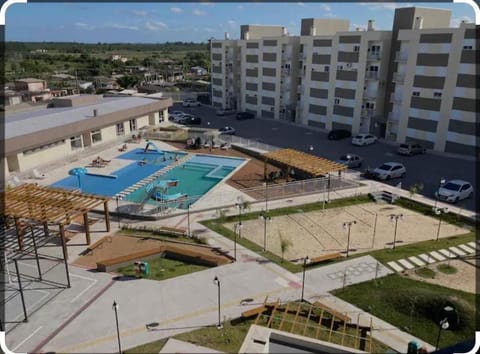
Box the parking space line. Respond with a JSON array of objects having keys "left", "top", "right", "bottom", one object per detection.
[{"left": 12, "top": 326, "right": 43, "bottom": 352}]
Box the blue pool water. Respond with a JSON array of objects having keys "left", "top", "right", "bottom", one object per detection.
[{"left": 52, "top": 148, "right": 245, "bottom": 205}]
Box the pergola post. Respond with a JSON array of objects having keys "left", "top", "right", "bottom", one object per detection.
[
  {"left": 263, "top": 157, "right": 268, "bottom": 181},
  {"left": 14, "top": 259, "right": 28, "bottom": 322},
  {"left": 59, "top": 224, "right": 71, "bottom": 288},
  {"left": 83, "top": 213, "right": 91, "bottom": 245},
  {"left": 104, "top": 201, "right": 111, "bottom": 232},
  {"left": 30, "top": 226, "right": 42, "bottom": 281},
  {"left": 43, "top": 222, "right": 49, "bottom": 237},
  {"left": 14, "top": 217, "right": 24, "bottom": 251}
]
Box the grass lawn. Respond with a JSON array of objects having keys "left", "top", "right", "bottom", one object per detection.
[
  {"left": 437, "top": 264, "right": 458, "bottom": 274},
  {"left": 124, "top": 338, "right": 168, "bottom": 354},
  {"left": 117, "top": 257, "right": 211, "bottom": 281},
  {"left": 332, "top": 274, "right": 476, "bottom": 348}
]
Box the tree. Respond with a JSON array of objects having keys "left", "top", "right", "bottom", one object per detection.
[
  {"left": 409, "top": 183, "right": 424, "bottom": 198},
  {"left": 278, "top": 231, "right": 292, "bottom": 263},
  {"left": 116, "top": 75, "right": 139, "bottom": 89}
]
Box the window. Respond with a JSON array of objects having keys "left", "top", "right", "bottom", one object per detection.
[
  {"left": 354, "top": 45, "right": 360, "bottom": 52},
  {"left": 371, "top": 45, "right": 380, "bottom": 53},
  {"left": 325, "top": 66, "right": 329, "bottom": 72},
  {"left": 70, "top": 136, "right": 82, "bottom": 150},
  {"left": 129, "top": 119, "right": 137, "bottom": 131},
  {"left": 434, "top": 92, "right": 442, "bottom": 98},
  {"left": 463, "top": 45, "right": 473, "bottom": 50},
  {"left": 337, "top": 65, "right": 343, "bottom": 70},
  {"left": 116, "top": 123, "right": 125, "bottom": 136},
  {"left": 285, "top": 63, "right": 291, "bottom": 70},
  {"left": 334, "top": 98, "right": 340, "bottom": 105},
  {"left": 91, "top": 129, "right": 102, "bottom": 144},
  {"left": 369, "top": 66, "right": 379, "bottom": 72},
  {"left": 412, "top": 91, "right": 420, "bottom": 97}
]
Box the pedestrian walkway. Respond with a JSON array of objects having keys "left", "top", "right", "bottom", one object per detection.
[{"left": 386, "top": 241, "right": 478, "bottom": 273}]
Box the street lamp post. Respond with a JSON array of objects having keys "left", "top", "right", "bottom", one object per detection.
[
  {"left": 435, "top": 306, "right": 456, "bottom": 350},
  {"left": 112, "top": 301, "right": 122, "bottom": 354},
  {"left": 187, "top": 203, "right": 191, "bottom": 237},
  {"left": 343, "top": 221, "right": 357, "bottom": 257},
  {"left": 389, "top": 214, "right": 403, "bottom": 249},
  {"left": 259, "top": 211, "right": 272, "bottom": 252},
  {"left": 213, "top": 276, "right": 222, "bottom": 329},
  {"left": 433, "top": 207, "right": 448, "bottom": 241},
  {"left": 235, "top": 202, "right": 245, "bottom": 226},
  {"left": 116, "top": 197, "right": 120, "bottom": 229},
  {"left": 301, "top": 256, "right": 311, "bottom": 302},
  {"left": 264, "top": 182, "right": 269, "bottom": 212},
  {"left": 433, "top": 177, "right": 446, "bottom": 209},
  {"left": 233, "top": 222, "right": 242, "bottom": 261}
]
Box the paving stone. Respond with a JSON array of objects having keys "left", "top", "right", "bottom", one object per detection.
[
  {"left": 429, "top": 251, "right": 446, "bottom": 261},
  {"left": 448, "top": 246, "right": 466, "bottom": 256},
  {"left": 418, "top": 254, "right": 436, "bottom": 264},
  {"left": 398, "top": 259, "right": 415, "bottom": 270},
  {"left": 387, "top": 261, "right": 404, "bottom": 272},
  {"left": 458, "top": 244, "right": 475, "bottom": 254},
  {"left": 438, "top": 249, "right": 456, "bottom": 258},
  {"left": 408, "top": 256, "right": 425, "bottom": 267}
]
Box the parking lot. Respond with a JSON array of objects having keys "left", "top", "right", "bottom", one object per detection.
[{"left": 171, "top": 102, "right": 476, "bottom": 212}]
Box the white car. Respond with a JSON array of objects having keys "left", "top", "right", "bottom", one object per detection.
[
  {"left": 169, "top": 111, "right": 186, "bottom": 121},
  {"left": 352, "top": 134, "right": 377, "bottom": 146},
  {"left": 182, "top": 99, "right": 201, "bottom": 107},
  {"left": 435, "top": 179, "right": 473, "bottom": 203},
  {"left": 372, "top": 162, "right": 406, "bottom": 180}
]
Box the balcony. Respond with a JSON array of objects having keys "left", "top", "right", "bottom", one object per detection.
[
  {"left": 367, "top": 52, "right": 382, "bottom": 61},
  {"left": 390, "top": 93, "right": 403, "bottom": 104},
  {"left": 281, "top": 68, "right": 291, "bottom": 76},
  {"left": 364, "top": 72, "right": 379, "bottom": 80},
  {"left": 362, "top": 108, "right": 375, "bottom": 117},
  {"left": 363, "top": 92, "right": 376, "bottom": 101},
  {"left": 395, "top": 51, "right": 408, "bottom": 62},
  {"left": 392, "top": 73, "right": 405, "bottom": 84}
]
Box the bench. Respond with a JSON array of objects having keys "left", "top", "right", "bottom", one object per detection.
[{"left": 308, "top": 252, "right": 342, "bottom": 265}]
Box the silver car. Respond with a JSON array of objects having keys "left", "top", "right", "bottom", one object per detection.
[
  {"left": 372, "top": 162, "right": 406, "bottom": 180},
  {"left": 337, "top": 154, "right": 363, "bottom": 168},
  {"left": 435, "top": 179, "right": 473, "bottom": 203}
]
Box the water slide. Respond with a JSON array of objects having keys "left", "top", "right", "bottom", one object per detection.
[
  {"left": 139, "top": 179, "right": 180, "bottom": 207},
  {"left": 144, "top": 142, "right": 162, "bottom": 153}
]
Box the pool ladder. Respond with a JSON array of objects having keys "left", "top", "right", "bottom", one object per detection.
[{"left": 115, "top": 154, "right": 193, "bottom": 200}]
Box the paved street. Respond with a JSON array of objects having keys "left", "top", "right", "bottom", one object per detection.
[{"left": 176, "top": 102, "right": 476, "bottom": 212}]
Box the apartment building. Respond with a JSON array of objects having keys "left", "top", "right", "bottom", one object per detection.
[{"left": 210, "top": 7, "right": 478, "bottom": 157}]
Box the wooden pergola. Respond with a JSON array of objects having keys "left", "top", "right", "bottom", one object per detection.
[
  {"left": 263, "top": 148, "right": 347, "bottom": 179},
  {"left": 1, "top": 183, "right": 111, "bottom": 260}
]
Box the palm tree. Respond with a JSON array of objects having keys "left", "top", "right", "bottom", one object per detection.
[{"left": 278, "top": 231, "right": 292, "bottom": 263}]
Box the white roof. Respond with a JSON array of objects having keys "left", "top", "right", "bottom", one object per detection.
[{"left": 5, "top": 96, "right": 158, "bottom": 139}]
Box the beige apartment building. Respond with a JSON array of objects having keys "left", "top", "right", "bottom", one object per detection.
[{"left": 210, "top": 7, "right": 478, "bottom": 157}]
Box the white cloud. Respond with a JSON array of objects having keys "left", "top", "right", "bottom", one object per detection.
[
  {"left": 320, "top": 4, "right": 331, "bottom": 12},
  {"left": 361, "top": 2, "right": 413, "bottom": 11},
  {"left": 200, "top": 1, "right": 213, "bottom": 5},
  {"left": 227, "top": 20, "right": 236, "bottom": 29},
  {"left": 110, "top": 24, "right": 139, "bottom": 31},
  {"left": 297, "top": 2, "right": 305, "bottom": 7},
  {"left": 145, "top": 21, "right": 168, "bottom": 31},
  {"left": 204, "top": 27, "right": 216, "bottom": 33},
  {"left": 193, "top": 9, "right": 207, "bottom": 16},
  {"left": 75, "top": 22, "right": 95, "bottom": 30},
  {"left": 351, "top": 23, "right": 368, "bottom": 31},
  {"left": 132, "top": 10, "right": 147, "bottom": 17},
  {"left": 451, "top": 16, "right": 473, "bottom": 27},
  {"left": 170, "top": 7, "right": 183, "bottom": 13},
  {"left": 237, "top": 5, "right": 244, "bottom": 10}
]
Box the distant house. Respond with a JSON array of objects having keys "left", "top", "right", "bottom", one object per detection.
[
  {"left": 190, "top": 66, "right": 207, "bottom": 76},
  {"left": 78, "top": 81, "right": 94, "bottom": 90},
  {"left": 14, "top": 78, "right": 47, "bottom": 92},
  {"left": 111, "top": 54, "right": 128, "bottom": 63},
  {"left": 51, "top": 73, "right": 76, "bottom": 80}
]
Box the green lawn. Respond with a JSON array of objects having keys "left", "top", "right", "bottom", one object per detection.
[
  {"left": 117, "top": 257, "right": 211, "bottom": 281},
  {"left": 332, "top": 274, "right": 476, "bottom": 348}
]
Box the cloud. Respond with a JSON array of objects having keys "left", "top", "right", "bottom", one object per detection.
[
  {"left": 237, "top": 5, "right": 244, "bottom": 10},
  {"left": 451, "top": 16, "right": 473, "bottom": 27},
  {"left": 204, "top": 27, "right": 216, "bottom": 33},
  {"left": 145, "top": 21, "right": 168, "bottom": 31},
  {"left": 200, "top": 1, "right": 213, "bottom": 5},
  {"left": 75, "top": 22, "right": 95, "bottom": 30},
  {"left": 360, "top": 2, "right": 413, "bottom": 11},
  {"left": 297, "top": 2, "right": 306, "bottom": 7},
  {"left": 193, "top": 9, "right": 207, "bottom": 16},
  {"left": 170, "top": 7, "right": 183, "bottom": 13},
  {"left": 132, "top": 10, "right": 147, "bottom": 17},
  {"left": 227, "top": 20, "right": 236, "bottom": 29},
  {"left": 320, "top": 4, "right": 331, "bottom": 11},
  {"left": 110, "top": 24, "right": 139, "bottom": 31},
  {"left": 351, "top": 23, "right": 367, "bottom": 31}
]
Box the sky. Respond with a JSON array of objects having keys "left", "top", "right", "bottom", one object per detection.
[{"left": 5, "top": 2, "right": 476, "bottom": 43}]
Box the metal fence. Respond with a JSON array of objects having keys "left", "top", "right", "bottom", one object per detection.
[{"left": 221, "top": 135, "right": 279, "bottom": 153}]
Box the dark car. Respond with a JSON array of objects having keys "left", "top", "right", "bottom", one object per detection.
[
  {"left": 236, "top": 112, "right": 255, "bottom": 120},
  {"left": 397, "top": 143, "right": 426, "bottom": 156},
  {"left": 218, "top": 126, "right": 236, "bottom": 135},
  {"left": 328, "top": 129, "right": 352, "bottom": 140},
  {"left": 179, "top": 116, "right": 202, "bottom": 125}
]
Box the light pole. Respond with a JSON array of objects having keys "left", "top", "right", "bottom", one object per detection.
[
  {"left": 187, "top": 203, "right": 191, "bottom": 237},
  {"left": 389, "top": 214, "right": 403, "bottom": 249},
  {"left": 434, "top": 177, "right": 446, "bottom": 209},
  {"left": 235, "top": 202, "right": 245, "bottom": 226},
  {"left": 259, "top": 211, "right": 272, "bottom": 252},
  {"left": 435, "top": 306, "right": 456, "bottom": 350},
  {"left": 112, "top": 301, "right": 122, "bottom": 354},
  {"left": 343, "top": 221, "right": 357, "bottom": 257},
  {"left": 116, "top": 197, "right": 120, "bottom": 229},
  {"left": 233, "top": 222, "right": 242, "bottom": 261},
  {"left": 301, "top": 256, "right": 311, "bottom": 302},
  {"left": 433, "top": 207, "right": 448, "bottom": 241},
  {"left": 213, "top": 276, "right": 222, "bottom": 329},
  {"left": 264, "top": 181, "right": 269, "bottom": 212}
]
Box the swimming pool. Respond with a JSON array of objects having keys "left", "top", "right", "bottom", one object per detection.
[
  {"left": 124, "top": 154, "right": 244, "bottom": 208},
  {"left": 52, "top": 149, "right": 245, "bottom": 207}
]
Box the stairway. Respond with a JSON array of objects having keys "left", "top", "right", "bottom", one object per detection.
[
  {"left": 369, "top": 190, "right": 399, "bottom": 204},
  {"left": 115, "top": 154, "right": 193, "bottom": 200}
]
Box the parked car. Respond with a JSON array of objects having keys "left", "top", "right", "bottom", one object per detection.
[
  {"left": 173, "top": 113, "right": 193, "bottom": 123},
  {"left": 435, "top": 179, "right": 473, "bottom": 203},
  {"left": 397, "top": 143, "right": 426, "bottom": 156},
  {"left": 352, "top": 134, "right": 377, "bottom": 146},
  {"left": 236, "top": 111, "right": 255, "bottom": 120},
  {"left": 216, "top": 108, "right": 236, "bottom": 116},
  {"left": 336, "top": 154, "right": 363, "bottom": 168},
  {"left": 218, "top": 126, "right": 236, "bottom": 135},
  {"left": 178, "top": 116, "right": 202, "bottom": 125},
  {"left": 169, "top": 111, "right": 185, "bottom": 121},
  {"left": 371, "top": 162, "right": 406, "bottom": 180},
  {"left": 182, "top": 98, "right": 201, "bottom": 107},
  {"left": 328, "top": 129, "right": 352, "bottom": 140}
]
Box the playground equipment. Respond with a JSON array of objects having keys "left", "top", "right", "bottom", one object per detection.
[
  {"left": 68, "top": 167, "right": 87, "bottom": 191},
  {"left": 139, "top": 179, "right": 184, "bottom": 207},
  {"left": 143, "top": 141, "right": 162, "bottom": 153}
]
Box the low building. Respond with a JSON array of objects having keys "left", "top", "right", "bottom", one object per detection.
[
  {"left": 190, "top": 66, "right": 208, "bottom": 76},
  {"left": 14, "top": 78, "right": 47, "bottom": 92},
  {"left": 4, "top": 94, "right": 172, "bottom": 175}
]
